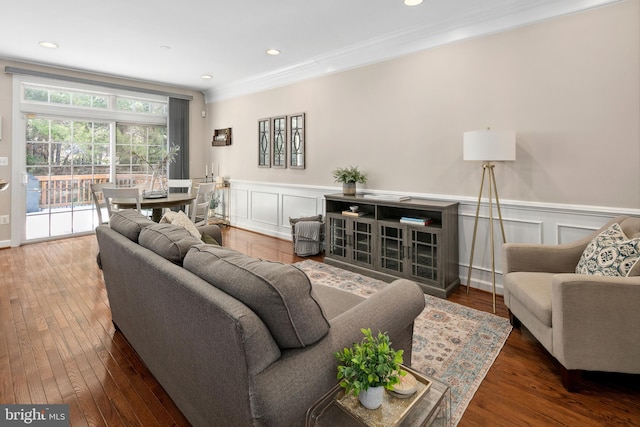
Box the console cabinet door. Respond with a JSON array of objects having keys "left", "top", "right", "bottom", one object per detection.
[
  {"left": 327, "top": 214, "right": 349, "bottom": 261},
  {"left": 327, "top": 213, "right": 375, "bottom": 268},
  {"left": 378, "top": 221, "right": 405, "bottom": 276},
  {"left": 378, "top": 221, "right": 443, "bottom": 288},
  {"left": 408, "top": 226, "right": 442, "bottom": 287},
  {"left": 350, "top": 217, "right": 376, "bottom": 268}
]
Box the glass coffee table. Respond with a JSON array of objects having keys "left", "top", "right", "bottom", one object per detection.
[{"left": 306, "top": 367, "right": 450, "bottom": 427}]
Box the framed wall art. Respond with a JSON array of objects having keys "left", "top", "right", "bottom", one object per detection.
[
  {"left": 272, "top": 116, "right": 287, "bottom": 168},
  {"left": 258, "top": 118, "right": 271, "bottom": 167},
  {"left": 288, "top": 113, "right": 305, "bottom": 169}
]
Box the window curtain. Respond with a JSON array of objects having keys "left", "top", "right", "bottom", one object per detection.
[{"left": 168, "top": 97, "right": 190, "bottom": 180}]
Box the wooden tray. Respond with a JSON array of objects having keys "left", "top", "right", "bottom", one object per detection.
[{"left": 334, "top": 366, "right": 431, "bottom": 427}]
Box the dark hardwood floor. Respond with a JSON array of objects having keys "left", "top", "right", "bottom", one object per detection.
[{"left": 1, "top": 227, "right": 638, "bottom": 426}]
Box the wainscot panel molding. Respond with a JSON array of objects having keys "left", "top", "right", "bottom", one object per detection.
[
  {"left": 232, "top": 189, "right": 249, "bottom": 220},
  {"left": 228, "top": 180, "right": 640, "bottom": 295},
  {"left": 250, "top": 191, "right": 280, "bottom": 226},
  {"left": 230, "top": 180, "right": 332, "bottom": 240}
]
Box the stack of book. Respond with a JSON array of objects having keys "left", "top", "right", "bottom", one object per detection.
[
  {"left": 400, "top": 216, "right": 433, "bottom": 226},
  {"left": 342, "top": 210, "right": 366, "bottom": 217}
]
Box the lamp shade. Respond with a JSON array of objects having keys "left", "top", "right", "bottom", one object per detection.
[{"left": 463, "top": 130, "right": 516, "bottom": 162}]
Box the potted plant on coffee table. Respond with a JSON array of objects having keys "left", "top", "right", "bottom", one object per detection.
[
  {"left": 334, "top": 328, "right": 405, "bottom": 409},
  {"left": 332, "top": 166, "right": 367, "bottom": 196}
]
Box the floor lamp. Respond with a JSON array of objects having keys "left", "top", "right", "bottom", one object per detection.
[{"left": 463, "top": 129, "right": 516, "bottom": 313}]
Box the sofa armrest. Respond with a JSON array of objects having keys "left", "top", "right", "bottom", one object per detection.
[
  {"left": 551, "top": 274, "right": 640, "bottom": 373},
  {"left": 328, "top": 279, "right": 425, "bottom": 350},
  {"left": 253, "top": 279, "right": 425, "bottom": 425},
  {"left": 197, "top": 224, "right": 223, "bottom": 245}
]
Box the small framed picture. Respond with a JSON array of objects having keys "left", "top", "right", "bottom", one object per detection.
[{"left": 212, "top": 128, "right": 232, "bottom": 146}]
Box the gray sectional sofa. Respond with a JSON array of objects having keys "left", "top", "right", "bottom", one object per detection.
[{"left": 96, "top": 210, "right": 425, "bottom": 426}]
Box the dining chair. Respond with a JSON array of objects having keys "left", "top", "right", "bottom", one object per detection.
[
  {"left": 167, "top": 179, "right": 193, "bottom": 193},
  {"left": 190, "top": 182, "right": 216, "bottom": 227},
  {"left": 90, "top": 182, "right": 115, "bottom": 226},
  {"left": 102, "top": 187, "right": 142, "bottom": 220},
  {"left": 167, "top": 179, "right": 193, "bottom": 215}
]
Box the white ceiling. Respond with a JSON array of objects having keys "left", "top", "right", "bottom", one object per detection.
[{"left": 0, "top": 0, "right": 620, "bottom": 102}]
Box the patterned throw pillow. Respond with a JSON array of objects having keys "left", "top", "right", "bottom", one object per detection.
[
  {"left": 576, "top": 223, "right": 640, "bottom": 276},
  {"left": 160, "top": 210, "right": 201, "bottom": 239}
]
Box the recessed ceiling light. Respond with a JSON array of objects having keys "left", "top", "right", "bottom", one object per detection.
[
  {"left": 160, "top": 45, "right": 171, "bottom": 50},
  {"left": 404, "top": 0, "right": 423, "bottom": 5},
  {"left": 266, "top": 49, "right": 281, "bottom": 56},
  {"left": 39, "top": 41, "right": 59, "bottom": 49},
  {"left": 201, "top": 74, "right": 213, "bottom": 80}
]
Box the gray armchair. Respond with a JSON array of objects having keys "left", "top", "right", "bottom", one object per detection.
[{"left": 502, "top": 215, "right": 640, "bottom": 391}]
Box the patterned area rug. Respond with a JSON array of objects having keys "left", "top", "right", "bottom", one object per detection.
[{"left": 295, "top": 260, "right": 512, "bottom": 426}]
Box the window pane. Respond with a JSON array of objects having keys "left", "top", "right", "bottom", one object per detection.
[
  {"left": 94, "top": 144, "right": 110, "bottom": 165},
  {"left": 27, "top": 118, "right": 51, "bottom": 142},
  {"left": 50, "top": 120, "right": 71, "bottom": 142},
  {"left": 94, "top": 123, "right": 110, "bottom": 143},
  {"left": 27, "top": 143, "right": 50, "bottom": 166},
  {"left": 72, "top": 93, "right": 92, "bottom": 107},
  {"left": 92, "top": 96, "right": 108, "bottom": 109},
  {"left": 25, "top": 87, "right": 48, "bottom": 102},
  {"left": 116, "top": 123, "right": 167, "bottom": 188},
  {"left": 116, "top": 97, "right": 166, "bottom": 115},
  {"left": 50, "top": 91, "right": 71, "bottom": 105}
]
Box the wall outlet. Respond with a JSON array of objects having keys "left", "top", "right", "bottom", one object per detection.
[
  {"left": 0, "top": 157, "right": 8, "bottom": 166},
  {"left": 0, "top": 215, "right": 9, "bottom": 225}
]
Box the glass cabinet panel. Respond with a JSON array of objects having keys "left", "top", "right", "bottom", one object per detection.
[
  {"left": 328, "top": 216, "right": 347, "bottom": 259},
  {"left": 410, "top": 228, "right": 439, "bottom": 281},
  {"left": 379, "top": 223, "right": 403, "bottom": 274},
  {"left": 352, "top": 220, "right": 374, "bottom": 265}
]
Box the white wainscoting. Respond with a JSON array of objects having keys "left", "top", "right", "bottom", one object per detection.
[
  {"left": 228, "top": 180, "right": 640, "bottom": 295},
  {"left": 230, "top": 180, "right": 329, "bottom": 240}
]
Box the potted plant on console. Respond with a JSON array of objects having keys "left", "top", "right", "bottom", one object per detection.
[
  {"left": 332, "top": 166, "right": 367, "bottom": 196},
  {"left": 334, "top": 328, "right": 405, "bottom": 409}
]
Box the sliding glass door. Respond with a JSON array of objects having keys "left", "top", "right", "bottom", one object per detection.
[{"left": 25, "top": 116, "right": 111, "bottom": 240}]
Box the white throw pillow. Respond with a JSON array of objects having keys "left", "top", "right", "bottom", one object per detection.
[
  {"left": 575, "top": 223, "right": 640, "bottom": 276},
  {"left": 160, "top": 210, "right": 201, "bottom": 239}
]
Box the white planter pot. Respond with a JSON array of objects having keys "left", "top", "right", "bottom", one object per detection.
[{"left": 358, "top": 386, "right": 384, "bottom": 409}]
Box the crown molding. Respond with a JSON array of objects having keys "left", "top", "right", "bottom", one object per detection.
[{"left": 204, "top": 0, "right": 620, "bottom": 103}]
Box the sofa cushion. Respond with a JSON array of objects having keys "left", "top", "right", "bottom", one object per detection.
[
  {"left": 109, "top": 210, "right": 155, "bottom": 242},
  {"left": 139, "top": 223, "right": 203, "bottom": 265},
  {"left": 504, "top": 272, "right": 554, "bottom": 327},
  {"left": 183, "top": 245, "right": 330, "bottom": 349},
  {"left": 575, "top": 223, "right": 640, "bottom": 277}
]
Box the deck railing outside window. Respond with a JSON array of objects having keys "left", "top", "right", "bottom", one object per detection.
[{"left": 31, "top": 175, "right": 152, "bottom": 210}]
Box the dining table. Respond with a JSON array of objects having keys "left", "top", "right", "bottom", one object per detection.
[{"left": 115, "top": 192, "right": 196, "bottom": 222}]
